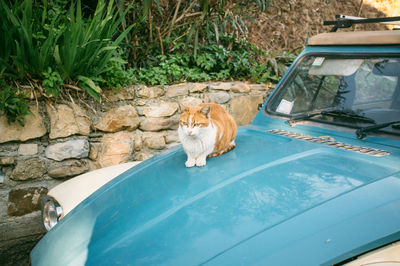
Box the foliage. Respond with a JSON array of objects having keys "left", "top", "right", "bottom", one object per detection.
[
  {"left": 0, "top": 0, "right": 62, "bottom": 79},
  {"left": 250, "top": 64, "right": 279, "bottom": 84},
  {"left": 0, "top": 1, "right": 14, "bottom": 77},
  {"left": 0, "top": 80, "right": 32, "bottom": 126},
  {"left": 0, "top": 0, "right": 132, "bottom": 99},
  {"left": 127, "top": 35, "right": 282, "bottom": 86},
  {"left": 42, "top": 67, "right": 63, "bottom": 98},
  {"left": 120, "top": 0, "right": 272, "bottom": 67},
  {"left": 100, "top": 58, "right": 131, "bottom": 89},
  {"left": 110, "top": 0, "right": 282, "bottom": 87},
  {"left": 0, "top": 0, "right": 298, "bottom": 126},
  {"left": 54, "top": 1, "right": 132, "bottom": 85}
]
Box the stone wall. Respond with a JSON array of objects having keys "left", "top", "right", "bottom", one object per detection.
[{"left": 0, "top": 81, "right": 272, "bottom": 264}]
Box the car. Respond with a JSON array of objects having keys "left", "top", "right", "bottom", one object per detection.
[{"left": 31, "top": 15, "right": 400, "bottom": 265}]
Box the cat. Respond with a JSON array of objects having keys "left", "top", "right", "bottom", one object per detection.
[{"left": 178, "top": 103, "right": 237, "bottom": 167}]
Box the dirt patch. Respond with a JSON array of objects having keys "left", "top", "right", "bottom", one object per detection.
[{"left": 247, "top": 0, "right": 389, "bottom": 55}]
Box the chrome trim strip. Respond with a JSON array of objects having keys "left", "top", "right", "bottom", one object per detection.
[{"left": 269, "top": 129, "right": 390, "bottom": 157}]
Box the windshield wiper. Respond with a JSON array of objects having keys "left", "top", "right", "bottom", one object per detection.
[
  {"left": 356, "top": 120, "right": 400, "bottom": 139},
  {"left": 288, "top": 109, "right": 375, "bottom": 126}
]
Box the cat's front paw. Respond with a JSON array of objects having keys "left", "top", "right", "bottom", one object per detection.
[
  {"left": 185, "top": 159, "right": 196, "bottom": 168},
  {"left": 195, "top": 157, "right": 207, "bottom": 167}
]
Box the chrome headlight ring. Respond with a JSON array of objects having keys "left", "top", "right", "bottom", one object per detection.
[{"left": 41, "top": 196, "right": 63, "bottom": 231}]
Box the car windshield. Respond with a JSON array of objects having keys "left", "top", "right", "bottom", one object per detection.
[{"left": 268, "top": 56, "right": 400, "bottom": 136}]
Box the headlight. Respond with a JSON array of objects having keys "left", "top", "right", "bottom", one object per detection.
[{"left": 41, "top": 196, "right": 63, "bottom": 231}]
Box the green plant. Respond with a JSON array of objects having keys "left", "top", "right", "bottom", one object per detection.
[
  {"left": 0, "top": 81, "right": 32, "bottom": 126},
  {"left": 1, "top": 0, "right": 133, "bottom": 101},
  {"left": 0, "top": 1, "right": 14, "bottom": 77},
  {"left": 250, "top": 63, "right": 279, "bottom": 83},
  {"left": 126, "top": 35, "right": 283, "bottom": 86},
  {"left": 119, "top": 0, "right": 271, "bottom": 67},
  {"left": 0, "top": 0, "right": 64, "bottom": 79},
  {"left": 100, "top": 59, "right": 129, "bottom": 89},
  {"left": 42, "top": 67, "right": 63, "bottom": 98},
  {"left": 53, "top": 0, "right": 133, "bottom": 100}
]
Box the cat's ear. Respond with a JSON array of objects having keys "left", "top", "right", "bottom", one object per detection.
[
  {"left": 178, "top": 103, "right": 187, "bottom": 114},
  {"left": 200, "top": 105, "right": 211, "bottom": 117}
]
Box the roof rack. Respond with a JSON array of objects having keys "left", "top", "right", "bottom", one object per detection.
[{"left": 324, "top": 15, "right": 400, "bottom": 32}]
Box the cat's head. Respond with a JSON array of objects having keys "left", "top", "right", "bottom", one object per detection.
[{"left": 178, "top": 104, "right": 210, "bottom": 137}]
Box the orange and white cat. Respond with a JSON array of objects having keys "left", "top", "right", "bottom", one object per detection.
[{"left": 178, "top": 103, "right": 237, "bottom": 167}]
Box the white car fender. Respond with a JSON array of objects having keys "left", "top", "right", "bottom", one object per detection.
[{"left": 48, "top": 161, "right": 141, "bottom": 218}]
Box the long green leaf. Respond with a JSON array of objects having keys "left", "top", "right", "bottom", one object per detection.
[
  {"left": 194, "top": 28, "right": 199, "bottom": 57},
  {"left": 77, "top": 75, "right": 102, "bottom": 102}
]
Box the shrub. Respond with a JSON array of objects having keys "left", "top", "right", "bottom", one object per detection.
[
  {"left": 0, "top": 0, "right": 133, "bottom": 101},
  {"left": 0, "top": 80, "right": 32, "bottom": 126},
  {"left": 127, "top": 35, "right": 282, "bottom": 86},
  {"left": 0, "top": 0, "right": 62, "bottom": 79},
  {"left": 54, "top": 0, "right": 133, "bottom": 100}
]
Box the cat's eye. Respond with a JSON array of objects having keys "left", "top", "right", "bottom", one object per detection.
[
  {"left": 194, "top": 123, "right": 201, "bottom": 127},
  {"left": 181, "top": 121, "right": 188, "bottom": 126}
]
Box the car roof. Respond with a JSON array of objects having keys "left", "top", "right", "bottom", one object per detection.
[{"left": 307, "top": 30, "right": 400, "bottom": 46}]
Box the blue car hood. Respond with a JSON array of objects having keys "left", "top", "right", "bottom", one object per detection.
[{"left": 31, "top": 126, "right": 400, "bottom": 266}]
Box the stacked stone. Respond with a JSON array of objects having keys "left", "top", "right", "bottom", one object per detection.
[{"left": 0, "top": 81, "right": 272, "bottom": 258}]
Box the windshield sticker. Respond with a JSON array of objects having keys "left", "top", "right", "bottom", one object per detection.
[
  {"left": 312, "top": 57, "right": 325, "bottom": 66},
  {"left": 309, "top": 59, "right": 363, "bottom": 76},
  {"left": 276, "top": 99, "right": 294, "bottom": 114}
]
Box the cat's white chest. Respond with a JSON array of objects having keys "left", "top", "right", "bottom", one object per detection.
[{"left": 178, "top": 123, "right": 217, "bottom": 158}]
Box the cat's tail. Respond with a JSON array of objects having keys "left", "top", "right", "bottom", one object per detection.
[{"left": 208, "top": 141, "right": 236, "bottom": 158}]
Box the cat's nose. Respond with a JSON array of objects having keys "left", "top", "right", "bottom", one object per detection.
[{"left": 187, "top": 129, "right": 195, "bottom": 136}]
